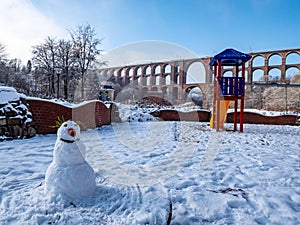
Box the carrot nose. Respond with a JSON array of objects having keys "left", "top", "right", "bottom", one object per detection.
[{"left": 68, "top": 128, "right": 76, "bottom": 137}]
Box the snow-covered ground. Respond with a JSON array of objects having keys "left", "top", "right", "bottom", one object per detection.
[{"left": 1, "top": 110, "right": 299, "bottom": 225}]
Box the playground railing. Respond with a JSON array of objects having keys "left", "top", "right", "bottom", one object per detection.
[{"left": 218, "top": 77, "right": 245, "bottom": 96}]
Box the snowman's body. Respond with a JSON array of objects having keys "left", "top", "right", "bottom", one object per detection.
[{"left": 45, "top": 121, "right": 96, "bottom": 199}]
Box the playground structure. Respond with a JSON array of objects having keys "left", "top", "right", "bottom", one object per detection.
[{"left": 210, "top": 49, "right": 252, "bottom": 132}]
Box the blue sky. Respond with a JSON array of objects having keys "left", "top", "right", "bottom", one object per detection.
[{"left": 1, "top": 0, "right": 299, "bottom": 63}]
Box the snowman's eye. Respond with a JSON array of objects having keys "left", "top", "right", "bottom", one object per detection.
[{"left": 64, "top": 123, "right": 67, "bottom": 127}]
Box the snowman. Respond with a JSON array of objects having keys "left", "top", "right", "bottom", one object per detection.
[{"left": 45, "top": 121, "right": 96, "bottom": 200}]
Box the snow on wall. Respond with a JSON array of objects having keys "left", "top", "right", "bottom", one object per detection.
[
  {"left": 227, "top": 111, "right": 298, "bottom": 125},
  {"left": 153, "top": 108, "right": 298, "bottom": 125},
  {"left": 157, "top": 109, "right": 211, "bottom": 122},
  {"left": 26, "top": 98, "right": 298, "bottom": 135},
  {"left": 26, "top": 99, "right": 111, "bottom": 134}
]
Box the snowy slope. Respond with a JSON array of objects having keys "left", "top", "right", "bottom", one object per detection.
[{"left": 0, "top": 120, "right": 299, "bottom": 224}]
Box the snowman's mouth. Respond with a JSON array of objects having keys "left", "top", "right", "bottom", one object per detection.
[{"left": 68, "top": 128, "right": 76, "bottom": 137}]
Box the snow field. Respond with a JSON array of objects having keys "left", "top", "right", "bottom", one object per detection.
[{"left": 0, "top": 121, "right": 299, "bottom": 224}]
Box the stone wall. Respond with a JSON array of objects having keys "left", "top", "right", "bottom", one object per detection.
[{"left": 27, "top": 99, "right": 112, "bottom": 134}]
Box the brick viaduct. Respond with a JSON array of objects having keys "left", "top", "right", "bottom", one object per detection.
[{"left": 99, "top": 48, "right": 300, "bottom": 105}]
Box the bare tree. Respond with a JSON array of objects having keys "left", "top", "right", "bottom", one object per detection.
[
  {"left": 69, "top": 24, "right": 102, "bottom": 99},
  {"left": 0, "top": 43, "right": 8, "bottom": 84},
  {"left": 57, "top": 39, "right": 77, "bottom": 100},
  {"left": 32, "top": 37, "right": 58, "bottom": 97},
  {"left": 0, "top": 43, "right": 7, "bottom": 62}
]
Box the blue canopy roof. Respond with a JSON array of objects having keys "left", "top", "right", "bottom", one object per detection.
[{"left": 209, "top": 48, "right": 251, "bottom": 66}]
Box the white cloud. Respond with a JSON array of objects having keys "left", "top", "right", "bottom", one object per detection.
[{"left": 0, "top": 0, "right": 67, "bottom": 63}]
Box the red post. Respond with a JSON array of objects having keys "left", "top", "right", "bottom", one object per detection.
[
  {"left": 240, "top": 96, "right": 244, "bottom": 132},
  {"left": 240, "top": 61, "right": 246, "bottom": 132}
]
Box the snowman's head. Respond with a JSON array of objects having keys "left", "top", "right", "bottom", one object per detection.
[{"left": 57, "top": 121, "right": 81, "bottom": 142}]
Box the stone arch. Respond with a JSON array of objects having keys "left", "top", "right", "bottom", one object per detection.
[
  {"left": 238, "top": 70, "right": 249, "bottom": 82},
  {"left": 155, "top": 75, "right": 160, "bottom": 85},
  {"left": 137, "top": 67, "right": 142, "bottom": 76},
  {"left": 252, "top": 55, "right": 265, "bottom": 67},
  {"left": 121, "top": 68, "right": 127, "bottom": 77},
  {"left": 268, "top": 68, "right": 281, "bottom": 81},
  {"left": 185, "top": 61, "right": 206, "bottom": 84},
  {"left": 286, "top": 67, "right": 299, "bottom": 80},
  {"left": 146, "top": 76, "right": 151, "bottom": 86},
  {"left": 113, "top": 70, "right": 119, "bottom": 77},
  {"left": 155, "top": 65, "right": 161, "bottom": 74},
  {"left": 130, "top": 67, "right": 139, "bottom": 85},
  {"left": 128, "top": 68, "right": 134, "bottom": 77},
  {"left": 252, "top": 69, "right": 264, "bottom": 82},
  {"left": 286, "top": 52, "right": 300, "bottom": 64},
  {"left": 163, "top": 64, "right": 171, "bottom": 74},
  {"left": 165, "top": 74, "right": 171, "bottom": 85},
  {"left": 144, "top": 65, "right": 151, "bottom": 75},
  {"left": 268, "top": 54, "right": 282, "bottom": 66}
]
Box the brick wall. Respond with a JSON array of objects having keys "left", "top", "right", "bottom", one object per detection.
[
  {"left": 95, "top": 101, "right": 112, "bottom": 126},
  {"left": 155, "top": 109, "right": 298, "bottom": 126},
  {"left": 27, "top": 99, "right": 111, "bottom": 134},
  {"left": 158, "top": 110, "right": 211, "bottom": 122},
  {"left": 227, "top": 112, "right": 298, "bottom": 126},
  {"left": 26, "top": 99, "right": 298, "bottom": 134}
]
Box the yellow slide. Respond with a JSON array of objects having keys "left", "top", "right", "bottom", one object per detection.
[{"left": 210, "top": 100, "right": 230, "bottom": 129}]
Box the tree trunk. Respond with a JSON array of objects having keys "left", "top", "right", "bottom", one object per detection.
[
  {"left": 81, "top": 71, "right": 85, "bottom": 99},
  {"left": 64, "top": 67, "right": 69, "bottom": 100}
]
